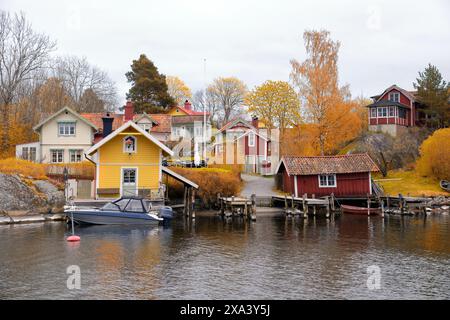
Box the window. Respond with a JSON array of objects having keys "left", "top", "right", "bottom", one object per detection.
[
  {"left": 123, "top": 136, "right": 136, "bottom": 153},
  {"left": 51, "top": 149, "right": 64, "bottom": 163},
  {"left": 29, "top": 147, "right": 36, "bottom": 162},
  {"left": 22, "top": 147, "right": 29, "bottom": 160},
  {"left": 389, "top": 106, "right": 395, "bottom": 117},
  {"left": 140, "top": 123, "right": 151, "bottom": 132},
  {"left": 125, "top": 199, "right": 144, "bottom": 213},
  {"left": 58, "top": 122, "right": 76, "bottom": 136},
  {"left": 123, "top": 168, "right": 136, "bottom": 183},
  {"left": 195, "top": 127, "right": 202, "bottom": 136},
  {"left": 377, "top": 107, "right": 387, "bottom": 118},
  {"left": 388, "top": 92, "right": 400, "bottom": 102},
  {"left": 318, "top": 174, "right": 337, "bottom": 188},
  {"left": 69, "top": 149, "right": 83, "bottom": 162},
  {"left": 370, "top": 108, "right": 377, "bottom": 118},
  {"left": 248, "top": 132, "right": 255, "bottom": 147}
]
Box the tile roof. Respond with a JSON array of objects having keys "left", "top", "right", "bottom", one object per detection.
[
  {"left": 80, "top": 113, "right": 172, "bottom": 133},
  {"left": 171, "top": 106, "right": 210, "bottom": 116},
  {"left": 280, "top": 153, "right": 379, "bottom": 175}
]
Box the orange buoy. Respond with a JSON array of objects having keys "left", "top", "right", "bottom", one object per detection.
[{"left": 67, "top": 235, "right": 80, "bottom": 242}]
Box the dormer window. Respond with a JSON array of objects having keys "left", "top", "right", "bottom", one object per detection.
[
  {"left": 58, "top": 122, "right": 76, "bottom": 136},
  {"left": 140, "top": 123, "right": 151, "bottom": 133},
  {"left": 388, "top": 92, "right": 400, "bottom": 102},
  {"left": 123, "top": 136, "right": 136, "bottom": 153}
]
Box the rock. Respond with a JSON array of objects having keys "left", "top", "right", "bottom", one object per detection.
[{"left": 0, "top": 173, "right": 65, "bottom": 216}]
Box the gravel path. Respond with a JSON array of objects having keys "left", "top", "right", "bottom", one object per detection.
[{"left": 240, "top": 173, "right": 277, "bottom": 197}]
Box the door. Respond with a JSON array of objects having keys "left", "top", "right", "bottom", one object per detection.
[
  {"left": 122, "top": 168, "right": 137, "bottom": 196},
  {"left": 77, "top": 179, "right": 92, "bottom": 199}
]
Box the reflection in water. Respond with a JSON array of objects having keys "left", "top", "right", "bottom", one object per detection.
[{"left": 0, "top": 214, "right": 448, "bottom": 299}]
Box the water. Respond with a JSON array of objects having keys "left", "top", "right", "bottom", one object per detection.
[{"left": 0, "top": 212, "right": 449, "bottom": 299}]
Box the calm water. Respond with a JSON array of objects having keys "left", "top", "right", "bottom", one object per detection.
[{"left": 0, "top": 212, "right": 449, "bottom": 300}]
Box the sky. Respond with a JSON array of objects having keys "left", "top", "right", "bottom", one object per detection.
[{"left": 3, "top": 0, "right": 450, "bottom": 105}]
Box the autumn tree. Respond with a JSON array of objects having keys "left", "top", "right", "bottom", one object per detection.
[
  {"left": 0, "top": 11, "right": 56, "bottom": 155},
  {"left": 192, "top": 89, "right": 220, "bottom": 127},
  {"left": 245, "top": 80, "right": 301, "bottom": 136},
  {"left": 416, "top": 128, "right": 450, "bottom": 180},
  {"left": 413, "top": 64, "right": 450, "bottom": 128},
  {"left": 53, "top": 55, "right": 118, "bottom": 112},
  {"left": 126, "top": 54, "right": 175, "bottom": 113},
  {"left": 290, "top": 30, "right": 361, "bottom": 155},
  {"left": 166, "top": 76, "right": 192, "bottom": 106},
  {"left": 207, "top": 77, "right": 247, "bottom": 126}
]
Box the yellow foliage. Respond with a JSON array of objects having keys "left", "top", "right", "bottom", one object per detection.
[
  {"left": 166, "top": 76, "right": 192, "bottom": 106},
  {"left": 0, "top": 158, "right": 47, "bottom": 180},
  {"left": 416, "top": 128, "right": 450, "bottom": 180},
  {"left": 167, "top": 167, "right": 243, "bottom": 207}
]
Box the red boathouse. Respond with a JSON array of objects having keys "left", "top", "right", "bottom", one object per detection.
[{"left": 275, "top": 153, "right": 380, "bottom": 197}]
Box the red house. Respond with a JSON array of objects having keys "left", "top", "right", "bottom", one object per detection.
[
  {"left": 275, "top": 153, "right": 379, "bottom": 197},
  {"left": 366, "top": 84, "right": 427, "bottom": 136}
]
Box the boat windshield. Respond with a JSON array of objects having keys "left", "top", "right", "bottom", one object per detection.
[
  {"left": 124, "top": 199, "right": 145, "bottom": 213},
  {"left": 101, "top": 198, "right": 130, "bottom": 211}
]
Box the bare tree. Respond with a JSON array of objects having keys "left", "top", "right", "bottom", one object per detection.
[
  {"left": 192, "top": 89, "right": 221, "bottom": 127},
  {"left": 52, "top": 55, "right": 118, "bottom": 112},
  {"left": 207, "top": 77, "right": 247, "bottom": 127},
  {"left": 0, "top": 11, "right": 56, "bottom": 153}
]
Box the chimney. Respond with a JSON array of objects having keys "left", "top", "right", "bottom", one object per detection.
[
  {"left": 102, "top": 112, "right": 114, "bottom": 138},
  {"left": 124, "top": 100, "right": 134, "bottom": 121},
  {"left": 184, "top": 100, "right": 192, "bottom": 111},
  {"left": 251, "top": 116, "right": 259, "bottom": 128}
]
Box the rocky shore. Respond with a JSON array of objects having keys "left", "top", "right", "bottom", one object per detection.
[{"left": 0, "top": 173, "right": 66, "bottom": 224}]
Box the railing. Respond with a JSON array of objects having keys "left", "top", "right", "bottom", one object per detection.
[{"left": 372, "top": 179, "right": 384, "bottom": 196}]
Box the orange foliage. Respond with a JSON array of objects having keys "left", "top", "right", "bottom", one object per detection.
[
  {"left": 0, "top": 158, "right": 47, "bottom": 180},
  {"left": 416, "top": 128, "right": 450, "bottom": 179},
  {"left": 167, "top": 167, "right": 243, "bottom": 207},
  {"left": 0, "top": 119, "right": 38, "bottom": 159}
]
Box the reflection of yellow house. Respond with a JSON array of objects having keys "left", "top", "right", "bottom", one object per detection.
[{"left": 86, "top": 121, "right": 173, "bottom": 199}]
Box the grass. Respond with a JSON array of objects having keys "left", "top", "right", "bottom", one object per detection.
[{"left": 374, "top": 169, "right": 448, "bottom": 197}]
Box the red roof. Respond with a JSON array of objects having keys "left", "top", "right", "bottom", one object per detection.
[
  {"left": 280, "top": 153, "right": 379, "bottom": 175},
  {"left": 170, "top": 105, "right": 210, "bottom": 116}
]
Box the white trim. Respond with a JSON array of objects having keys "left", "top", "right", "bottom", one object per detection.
[
  {"left": 318, "top": 174, "right": 337, "bottom": 188},
  {"left": 388, "top": 92, "right": 400, "bottom": 103},
  {"left": 120, "top": 167, "right": 138, "bottom": 196},
  {"left": 159, "top": 149, "right": 162, "bottom": 184},
  {"left": 95, "top": 151, "right": 99, "bottom": 199},
  {"left": 275, "top": 158, "right": 290, "bottom": 176},
  {"left": 86, "top": 120, "right": 173, "bottom": 156},
  {"left": 162, "top": 167, "right": 199, "bottom": 189},
  {"left": 33, "top": 106, "right": 98, "bottom": 132},
  {"left": 294, "top": 176, "right": 298, "bottom": 197},
  {"left": 248, "top": 131, "right": 255, "bottom": 147},
  {"left": 369, "top": 172, "right": 372, "bottom": 195}
]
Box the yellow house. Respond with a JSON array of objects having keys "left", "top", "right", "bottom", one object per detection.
[{"left": 85, "top": 120, "right": 173, "bottom": 199}]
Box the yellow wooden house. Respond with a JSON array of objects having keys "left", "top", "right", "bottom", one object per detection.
[{"left": 85, "top": 120, "right": 173, "bottom": 199}]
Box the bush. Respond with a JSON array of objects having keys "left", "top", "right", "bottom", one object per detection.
[
  {"left": 0, "top": 158, "right": 47, "bottom": 180},
  {"left": 167, "top": 167, "right": 243, "bottom": 208},
  {"left": 416, "top": 128, "right": 450, "bottom": 180}
]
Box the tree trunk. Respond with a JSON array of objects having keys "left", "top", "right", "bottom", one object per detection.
[{"left": 1, "top": 103, "right": 10, "bottom": 156}]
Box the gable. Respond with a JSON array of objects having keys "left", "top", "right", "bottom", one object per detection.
[
  {"left": 168, "top": 107, "right": 189, "bottom": 116},
  {"left": 379, "top": 88, "right": 411, "bottom": 106},
  {"left": 40, "top": 111, "right": 94, "bottom": 144}
]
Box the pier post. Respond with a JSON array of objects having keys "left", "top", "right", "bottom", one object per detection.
[
  {"left": 312, "top": 194, "right": 316, "bottom": 216},
  {"left": 379, "top": 196, "right": 384, "bottom": 218},
  {"left": 284, "top": 195, "right": 287, "bottom": 209},
  {"left": 231, "top": 196, "right": 235, "bottom": 217},
  {"left": 399, "top": 194, "right": 404, "bottom": 215},
  {"left": 330, "top": 193, "right": 335, "bottom": 212},
  {"left": 302, "top": 194, "right": 307, "bottom": 218},
  {"left": 191, "top": 188, "right": 196, "bottom": 219},
  {"left": 367, "top": 193, "right": 371, "bottom": 216},
  {"left": 325, "top": 196, "right": 330, "bottom": 218},
  {"left": 251, "top": 194, "right": 256, "bottom": 221},
  {"left": 183, "top": 186, "right": 188, "bottom": 217}
]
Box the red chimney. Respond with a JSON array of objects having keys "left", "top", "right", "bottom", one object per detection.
[
  {"left": 184, "top": 100, "right": 192, "bottom": 111},
  {"left": 251, "top": 116, "right": 259, "bottom": 128},
  {"left": 124, "top": 100, "right": 134, "bottom": 121}
]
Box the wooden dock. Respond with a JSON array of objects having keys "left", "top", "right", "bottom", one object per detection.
[
  {"left": 217, "top": 194, "right": 257, "bottom": 220},
  {"left": 272, "top": 194, "right": 337, "bottom": 218}
]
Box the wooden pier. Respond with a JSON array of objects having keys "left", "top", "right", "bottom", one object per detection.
[
  {"left": 217, "top": 194, "right": 257, "bottom": 220},
  {"left": 271, "top": 194, "right": 337, "bottom": 218}
]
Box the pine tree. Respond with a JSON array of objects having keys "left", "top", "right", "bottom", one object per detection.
[
  {"left": 125, "top": 54, "right": 175, "bottom": 113},
  {"left": 413, "top": 64, "right": 450, "bottom": 128}
]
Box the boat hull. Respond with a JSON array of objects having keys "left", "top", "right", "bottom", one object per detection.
[
  {"left": 341, "top": 204, "right": 381, "bottom": 216},
  {"left": 440, "top": 180, "right": 450, "bottom": 192},
  {"left": 66, "top": 210, "right": 162, "bottom": 225}
]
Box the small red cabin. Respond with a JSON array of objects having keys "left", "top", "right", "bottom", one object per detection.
[{"left": 275, "top": 153, "right": 379, "bottom": 197}]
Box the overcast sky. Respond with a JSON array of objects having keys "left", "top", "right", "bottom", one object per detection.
[{"left": 3, "top": 0, "right": 450, "bottom": 105}]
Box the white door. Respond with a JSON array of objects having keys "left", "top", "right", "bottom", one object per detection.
[{"left": 122, "top": 168, "right": 137, "bottom": 196}]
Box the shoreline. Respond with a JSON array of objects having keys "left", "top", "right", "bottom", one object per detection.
[{"left": 0, "top": 213, "right": 66, "bottom": 225}]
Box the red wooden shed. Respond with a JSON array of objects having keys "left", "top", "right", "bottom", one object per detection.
[{"left": 275, "top": 153, "right": 379, "bottom": 197}]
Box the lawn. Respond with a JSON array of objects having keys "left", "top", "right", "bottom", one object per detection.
[{"left": 373, "top": 169, "right": 448, "bottom": 197}]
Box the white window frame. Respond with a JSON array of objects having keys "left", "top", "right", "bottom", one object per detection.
[
  {"left": 140, "top": 123, "right": 151, "bottom": 132},
  {"left": 377, "top": 107, "right": 387, "bottom": 118},
  {"left": 22, "top": 147, "right": 29, "bottom": 160},
  {"left": 69, "top": 149, "right": 83, "bottom": 163},
  {"left": 248, "top": 132, "right": 255, "bottom": 147},
  {"left": 388, "top": 106, "right": 395, "bottom": 118},
  {"left": 318, "top": 174, "right": 337, "bottom": 188},
  {"left": 29, "top": 147, "right": 36, "bottom": 162},
  {"left": 51, "top": 149, "right": 64, "bottom": 163},
  {"left": 388, "top": 92, "right": 400, "bottom": 103},
  {"left": 123, "top": 135, "right": 137, "bottom": 153},
  {"left": 370, "top": 108, "right": 377, "bottom": 118},
  {"left": 58, "top": 122, "right": 76, "bottom": 136}
]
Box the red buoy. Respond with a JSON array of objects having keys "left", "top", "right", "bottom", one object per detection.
[{"left": 67, "top": 235, "right": 80, "bottom": 242}]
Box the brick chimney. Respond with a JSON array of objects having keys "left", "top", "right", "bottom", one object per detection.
[
  {"left": 251, "top": 116, "right": 259, "bottom": 128},
  {"left": 124, "top": 100, "right": 134, "bottom": 121},
  {"left": 184, "top": 100, "right": 192, "bottom": 111},
  {"left": 102, "top": 112, "right": 114, "bottom": 138}
]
